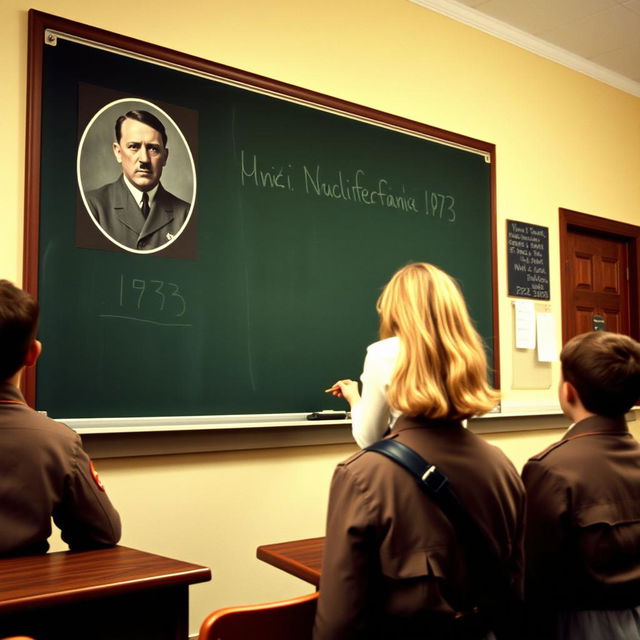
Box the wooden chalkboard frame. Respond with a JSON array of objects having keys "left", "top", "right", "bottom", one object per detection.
[{"left": 23, "top": 10, "right": 499, "bottom": 417}]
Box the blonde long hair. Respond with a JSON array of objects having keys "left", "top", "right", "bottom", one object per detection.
[{"left": 377, "top": 263, "right": 498, "bottom": 419}]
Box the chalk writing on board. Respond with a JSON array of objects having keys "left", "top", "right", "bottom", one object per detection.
[
  {"left": 240, "top": 152, "right": 294, "bottom": 191},
  {"left": 507, "top": 220, "right": 550, "bottom": 300},
  {"left": 303, "top": 166, "right": 420, "bottom": 213},
  {"left": 425, "top": 191, "right": 456, "bottom": 222},
  {"left": 98, "top": 274, "right": 192, "bottom": 327},
  {"left": 239, "top": 150, "right": 456, "bottom": 222}
]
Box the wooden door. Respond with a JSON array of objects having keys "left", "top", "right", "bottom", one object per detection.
[
  {"left": 560, "top": 209, "right": 640, "bottom": 345},
  {"left": 565, "top": 229, "right": 630, "bottom": 337}
]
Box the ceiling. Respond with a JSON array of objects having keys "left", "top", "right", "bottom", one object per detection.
[{"left": 411, "top": 0, "right": 640, "bottom": 96}]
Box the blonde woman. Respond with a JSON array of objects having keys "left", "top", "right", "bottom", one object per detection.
[
  {"left": 314, "top": 263, "right": 524, "bottom": 640},
  {"left": 328, "top": 262, "right": 499, "bottom": 447}
]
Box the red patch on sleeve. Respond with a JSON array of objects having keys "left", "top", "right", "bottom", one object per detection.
[{"left": 89, "top": 460, "right": 106, "bottom": 492}]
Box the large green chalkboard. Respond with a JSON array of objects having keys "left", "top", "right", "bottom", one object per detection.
[{"left": 26, "top": 12, "right": 497, "bottom": 423}]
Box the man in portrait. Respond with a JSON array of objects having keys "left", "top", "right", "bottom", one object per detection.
[{"left": 85, "top": 110, "right": 191, "bottom": 251}]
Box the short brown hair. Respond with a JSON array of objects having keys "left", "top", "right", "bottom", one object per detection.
[
  {"left": 0, "top": 280, "right": 40, "bottom": 381},
  {"left": 115, "top": 110, "right": 167, "bottom": 146},
  {"left": 561, "top": 331, "right": 640, "bottom": 417}
]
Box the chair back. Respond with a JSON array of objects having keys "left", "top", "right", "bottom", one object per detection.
[{"left": 198, "top": 591, "right": 318, "bottom": 640}]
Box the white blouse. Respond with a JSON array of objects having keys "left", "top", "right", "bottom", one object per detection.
[{"left": 350, "top": 337, "right": 402, "bottom": 448}]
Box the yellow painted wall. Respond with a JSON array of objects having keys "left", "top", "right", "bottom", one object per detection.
[{"left": 2, "top": 0, "right": 639, "bottom": 635}]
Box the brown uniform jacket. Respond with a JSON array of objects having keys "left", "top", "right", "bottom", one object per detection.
[
  {"left": 313, "top": 416, "right": 525, "bottom": 640},
  {"left": 522, "top": 414, "right": 640, "bottom": 612},
  {"left": 0, "top": 382, "right": 121, "bottom": 556}
]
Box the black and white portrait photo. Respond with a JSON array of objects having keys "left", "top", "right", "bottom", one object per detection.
[{"left": 77, "top": 97, "right": 197, "bottom": 255}]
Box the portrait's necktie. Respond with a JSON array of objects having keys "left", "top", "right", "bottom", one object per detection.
[{"left": 141, "top": 192, "right": 150, "bottom": 218}]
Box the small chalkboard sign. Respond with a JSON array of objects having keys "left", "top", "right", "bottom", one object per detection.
[{"left": 507, "top": 220, "right": 550, "bottom": 300}]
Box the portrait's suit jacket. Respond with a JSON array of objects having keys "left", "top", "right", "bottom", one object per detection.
[
  {"left": 522, "top": 414, "right": 640, "bottom": 614},
  {"left": 85, "top": 175, "right": 190, "bottom": 250}
]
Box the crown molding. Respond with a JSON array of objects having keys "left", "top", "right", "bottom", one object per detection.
[{"left": 410, "top": 0, "right": 640, "bottom": 98}]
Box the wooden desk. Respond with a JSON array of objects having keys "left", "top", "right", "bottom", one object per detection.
[
  {"left": 0, "top": 545, "right": 211, "bottom": 640},
  {"left": 257, "top": 537, "right": 324, "bottom": 587}
]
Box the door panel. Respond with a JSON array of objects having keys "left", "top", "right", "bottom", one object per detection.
[
  {"left": 574, "top": 253, "right": 594, "bottom": 289},
  {"left": 576, "top": 307, "right": 595, "bottom": 334},
  {"left": 566, "top": 230, "right": 629, "bottom": 338},
  {"left": 603, "top": 310, "right": 622, "bottom": 334},
  {"left": 601, "top": 258, "right": 620, "bottom": 293}
]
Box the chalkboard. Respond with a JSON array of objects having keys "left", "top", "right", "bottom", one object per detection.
[
  {"left": 24, "top": 12, "right": 497, "bottom": 424},
  {"left": 507, "top": 220, "right": 550, "bottom": 300}
]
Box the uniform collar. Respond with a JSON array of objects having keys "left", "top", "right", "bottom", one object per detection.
[
  {"left": 393, "top": 415, "right": 464, "bottom": 433},
  {"left": 0, "top": 382, "right": 27, "bottom": 404},
  {"left": 123, "top": 176, "right": 160, "bottom": 208},
  {"left": 563, "top": 414, "right": 629, "bottom": 440}
]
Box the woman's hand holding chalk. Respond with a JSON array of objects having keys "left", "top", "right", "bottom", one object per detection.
[
  {"left": 324, "top": 379, "right": 360, "bottom": 406},
  {"left": 325, "top": 382, "right": 343, "bottom": 397}
]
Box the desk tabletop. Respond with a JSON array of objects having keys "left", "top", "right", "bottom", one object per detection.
[
  {"left": 0, "top": 545, "right": 211, "bottom": 614},
  {"left": 257, "top": 537, "right": 324, "bottom": 586}
]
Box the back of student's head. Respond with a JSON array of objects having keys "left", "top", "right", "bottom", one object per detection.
[
  {"left": 0, "top": 280, "right": 40, "bottom": 381},
  {"left": 376, "top": 262, "right": 498, "bottom": 420},
  {"left": 561, "top": 331, "right": 640, "bottom": 417}
]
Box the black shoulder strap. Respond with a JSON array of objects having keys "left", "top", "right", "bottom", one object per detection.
[
  {"left": 366, "top": 438, "right": 523, "bottom": 634},
  {"left": 366, "top": 439, "right": 481, "bottom": 541}
]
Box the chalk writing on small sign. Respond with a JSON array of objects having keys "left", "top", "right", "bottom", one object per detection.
[{"left": 507, "top": 220, "right": 550, "bottom": 300}]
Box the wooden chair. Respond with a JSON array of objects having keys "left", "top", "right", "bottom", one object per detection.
[{"left": 198, "top": 591, "right": 319, "bottom": 640}]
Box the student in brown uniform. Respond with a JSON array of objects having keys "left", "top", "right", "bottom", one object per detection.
[
  {"left": 315, "top": 263, "right": 525, "bottom": 640},
  {"left": 0, "top": 279, "right": 121, "bottom": 556},
  {"left": 522, "top": 331, "right": 640, "bottom": 639}
]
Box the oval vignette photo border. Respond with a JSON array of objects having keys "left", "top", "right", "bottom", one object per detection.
[{"left": 76, "top": 97, "right": 198, "bottom": 255}]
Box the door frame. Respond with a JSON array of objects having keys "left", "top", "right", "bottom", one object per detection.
[{"left": 559, "top": 208, "right": 640, "bottom": 344}]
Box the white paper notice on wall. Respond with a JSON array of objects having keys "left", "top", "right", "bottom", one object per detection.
[
  {"left": 515, "top": 299, "right": 536, "bottom": 349},
  {"left": 536, "top": 312, "right": 557, "bottom": 362}
]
